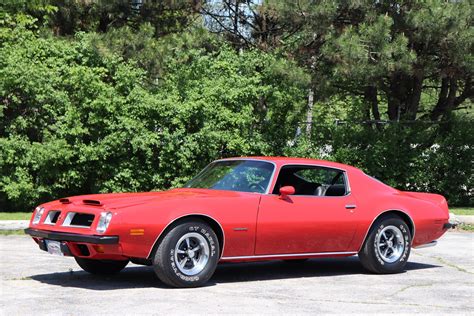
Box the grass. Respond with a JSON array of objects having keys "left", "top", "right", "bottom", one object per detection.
[
  {"left": 458, "top": 224, "right": 474, "bottom": 232},
  {"left": 0, "top": 229, "right": 26, "bottom": 235},
  {"left": 0, "top": 212, "right": 31, "bottom": 220},
  {"left": 450, "top": 207, "right": 474, "bottom": 216}
]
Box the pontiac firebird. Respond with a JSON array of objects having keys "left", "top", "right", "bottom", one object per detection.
[{"left": 25, "top": 157, "right": 455, "bottom": 287}]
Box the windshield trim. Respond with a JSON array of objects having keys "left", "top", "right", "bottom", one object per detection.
[{"left": 201, "top": 158, "right": 277, "bottom": 194}]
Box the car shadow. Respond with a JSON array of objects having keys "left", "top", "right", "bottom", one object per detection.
[
  {"left": 29, "top": 257, "right": 440, "bottom": 290},
  {"left": 212, "top": 257, "right": 439, "bottom": 283}
]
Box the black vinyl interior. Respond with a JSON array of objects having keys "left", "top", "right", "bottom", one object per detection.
[{"left": 325, "top": 184, "right": 346, "bottom": 196}]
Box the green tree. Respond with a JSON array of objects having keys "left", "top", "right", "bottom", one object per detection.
[
  {"left": 0, "top": 22, "right": 309, "bottom": 211},
  {"left": 0, "top": 0, "right": 200, "bottom": 36},
  {"left": 1, "top": 3, "right": 472, "bottom": 212},
  {"left": 209, "top": 0, "right": 473, "bottom": 121}
]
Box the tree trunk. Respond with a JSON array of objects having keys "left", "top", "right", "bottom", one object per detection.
[
  {"left": 387, "top": 94, "right": 399, "bottom": 121},
  {"left": 386, "top": 74, "right": 403, "bottom": 121},
  {"left": 364, "top": 86, "right": 381, "bottom": 120},
  {"left": 233, "top": 1, "right": 239, "bottom": 36},
  {"left": 306, "top": 88, "right": 314, "bottom": 136},
  {"left": 430, "top": 78, "right": 457, "bottom": 120},
  {"left": 406, "top": 71, "right": 423, "bottom": 120},
  {"left": 430, "top": 77, "right": 472, "bottom": 120},
  {"left": 98, "top": 11, "right": 110, "bottom": 33},
  {"left": 364, "top": 86, "right": 381, "bottom": 130}
]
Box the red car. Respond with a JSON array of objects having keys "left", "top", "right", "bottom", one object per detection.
[{"left": 25, "top": 157, "right": 455, "bottom": 287}]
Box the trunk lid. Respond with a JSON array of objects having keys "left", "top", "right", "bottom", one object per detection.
[{"left": 399, "top": 191, "right": 449, "bottom": 214}]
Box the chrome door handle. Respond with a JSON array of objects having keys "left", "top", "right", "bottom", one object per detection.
[{"left": 345, "top": 204, "right": 357, "bottom": 209}]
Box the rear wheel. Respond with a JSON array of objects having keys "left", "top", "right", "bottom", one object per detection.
[
  {"left": 75, "top": 257, "right": 129, "bottom": 275},
  {"left": 358, "top": 215, "right": 411, "bottom": 274},
  {"left": 152, "top": 220, "right": 219, "bottom": 288}
]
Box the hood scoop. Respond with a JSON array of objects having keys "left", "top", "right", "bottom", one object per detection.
[
  {"left": 59, "top": 198, "right": 103, "bottom": 206},
  {"left": 82, "top": 199, "right": 103, "bottom": 206},
  {"left": 59, "top": 198, "right": 71, "bottom": 204}
]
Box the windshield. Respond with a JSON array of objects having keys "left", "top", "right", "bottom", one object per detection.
[{"left": 184, "top": 160, "right": 274, "bottom": 193}]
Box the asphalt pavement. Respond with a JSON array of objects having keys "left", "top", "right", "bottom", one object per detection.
[{"left": 0, "top": 232, "right": 473, "bottom": 315}]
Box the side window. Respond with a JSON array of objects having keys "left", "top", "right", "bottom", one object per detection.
[{"left": 272, "top": 165, "right": 347, "bottom": 196}]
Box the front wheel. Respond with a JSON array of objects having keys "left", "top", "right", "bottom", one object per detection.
[
  {"left": 75, "top": 257, "right": 129, "bottom": 275},
  {"left": 152, "top": 220, "right": 220, "bottom": 288},
  {"left": 358, "top": 215, "right": 412, "bottom": 274}
]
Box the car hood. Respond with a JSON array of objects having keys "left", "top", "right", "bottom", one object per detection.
[{"left": 54, "top": 188, "right": 243, "bottom": 210}]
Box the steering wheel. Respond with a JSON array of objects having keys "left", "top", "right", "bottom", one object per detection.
[{"left": 249, "top": 183, "right": 266, "bottom": 193}]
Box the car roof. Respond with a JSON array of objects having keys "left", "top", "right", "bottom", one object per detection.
[{"left": 218, "top": 156, "right": 359, "bottom": 171}]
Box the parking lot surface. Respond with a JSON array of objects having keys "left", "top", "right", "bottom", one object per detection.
[{"left": 1, "top": 232, "right": 473, "bottom": 315}]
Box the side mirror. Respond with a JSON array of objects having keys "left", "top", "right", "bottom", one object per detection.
[{"left": 279, "top": 186, "right": 295, "bottom": 199}]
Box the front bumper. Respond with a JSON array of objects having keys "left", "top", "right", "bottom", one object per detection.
[
  {"left": 25, "top": 228, "right": 125, "bottom": 260},
  {"left": 24, "top": 228, "right": 119, "bottom": 244}
]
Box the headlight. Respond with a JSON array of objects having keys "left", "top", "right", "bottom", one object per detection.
[
  {"left": 96, "top": 212, "right": 113, "bottom": 233},
  {"left": 32, "top": 206, "right": 44, "bottom": 225}
]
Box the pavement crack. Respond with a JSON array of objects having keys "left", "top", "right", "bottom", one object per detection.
[
  {"left": 243, "top": 289, "right": 461, "bottom": 310},
  {"left": 413, "top": 252, "right": 474, "bottom": 275},
  {"left": 391, "top": 283, "right": 433, "bottom": 296},
  {"left": 433, "top": 256, "right": 474, "bottom": 274}
]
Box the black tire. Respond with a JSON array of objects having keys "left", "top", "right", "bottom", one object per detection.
[
  {"left": 75, "top": 257, "right": 129, "bottom": 275},
  {"left": 152, "top": 220, "right": 220, "bottom": 288},
  {"left": 358, "top": 215, "right": 412, "bottom": 274}
]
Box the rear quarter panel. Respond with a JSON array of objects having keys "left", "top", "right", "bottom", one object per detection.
[{"left": 346, "top": 170, "right": 449, "bottom": 250}]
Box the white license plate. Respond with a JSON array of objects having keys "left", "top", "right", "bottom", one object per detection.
[{"left": 45, "top": 240, "right": 64, "bottom": 256}]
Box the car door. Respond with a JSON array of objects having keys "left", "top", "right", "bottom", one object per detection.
[{"left": 255, "top": 165, "right": 358, "bottom": 255}]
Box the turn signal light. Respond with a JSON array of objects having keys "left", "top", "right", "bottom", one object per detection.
[{"left": 93, "top": 245, "right": 105, "bottom": 253}]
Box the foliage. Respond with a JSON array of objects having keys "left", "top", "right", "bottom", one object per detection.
[
  {"left": 0, "top": 1, "right": 472, "bottom": 211},
  {"left": 208, "top": 0, "right": 473, "bottom": 121},
  {"left": 284, "top": 118, "right": 473, "bottom": 206},
  {"left": 0, "top": 24, "right": 307, "bottom": 211},
  {"left": 458, "top": 224, "right": 474, "bottom": 232},
  {"left": 0, "top": 0, "right": 199, "bottom": 36}
]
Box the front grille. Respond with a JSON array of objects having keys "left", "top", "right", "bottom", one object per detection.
[
  {"left": 70, "top": 213, "right": 94, "bottom": 226},
  {"left": 44, "top": 211, "right": 61, "bottom": 225},
  {"left": 62, "top": 212, "right": 95, "bottom": 228}
]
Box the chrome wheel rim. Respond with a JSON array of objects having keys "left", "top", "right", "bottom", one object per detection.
[
  {"left": 174, "top": 232, "right": 210, "bottom": 276},
  {"left": 376, "top": 225, "right": 405, "bottom": 263}
]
